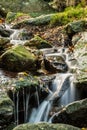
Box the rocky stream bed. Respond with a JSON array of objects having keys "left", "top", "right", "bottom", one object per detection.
[{"left": 0, "top": 10, "right": 87, "bottom": 130}]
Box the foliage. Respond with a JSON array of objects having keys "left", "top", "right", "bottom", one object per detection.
[{"left": 50, "top": 6, "right": 87, "bottom": 26}]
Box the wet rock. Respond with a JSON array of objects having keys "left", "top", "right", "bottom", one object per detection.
[
  {"left": 44, "top": 53, "right": 68, "bottom": 73},
  {"left": 0, "top": 91, "right": 13, "bottom": 129},
  {"left": 0, "top": 45, "right": 38, "bottom": 72},
  {"left": 24, "top": 35, "right": 52, "bottom": 49},
  {"left": 13, "top": 122, "right": 81, "bottom": 130},
  {"left": 0, "top": 25, "right": 12, "bottom": 37},
  {"left": 52, "top": 98, "right": 87, "bottom": 128}
]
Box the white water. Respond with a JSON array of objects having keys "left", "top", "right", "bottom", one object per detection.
[
  {"left": 29, "top": 73, "right": 71, "bottom": 123},
  {"left": 3, "top": 24, "right": 82, "bottom": 125}
]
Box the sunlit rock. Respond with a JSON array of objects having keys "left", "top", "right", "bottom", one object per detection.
[
  {"left": 13, "top": 122, "right": 81, "bottom": 130},
  {"left": 0, "top": 45, "right": 38, "bottom": 72}
]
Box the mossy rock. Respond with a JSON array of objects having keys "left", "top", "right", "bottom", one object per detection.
[
  {"left": 13, "top": 122, "right": 81, "bottom": 130},
  {"left": 65, "top": 20, "right": 86, "bottom": 36},
  {"left": 0, "top": 91, "right": 13, "bottom": 128},
  {"left": 25, "top": 35, "right": 52, "bottom": 49},
  {"left": 52, "top": 98, "right": 87, "bottom": 127},
  {"left": 0, "top": 45, "right": 38, "bottom": 72},
  {"left": 6, "top": 12, "right": 31, "bottom": 24}
]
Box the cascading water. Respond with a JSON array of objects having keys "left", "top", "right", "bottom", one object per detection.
[
  {"left": 28, "top": 73, "right": 71, "bottom": 123},
  {"left": 0, "top": 24, "right": 85, "bottom": 127}
]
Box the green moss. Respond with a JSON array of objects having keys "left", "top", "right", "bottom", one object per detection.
[
  {"left": 25, "top": 35, "right": 52, "bottom": 49},
  {"left": 0, "top": 45, "right": 37, "bottom": 71},
  {"left": 6, "top": 12, "right": 30, "bottom": 23},
  {"left": 14, "top": 76, "right": 39, "bottom": 91},
  {"left": 13, "top": 122, "right": 81, "bottom": 130},
  {"left": 50, "top": 6, "right": 87, "bottom": 26}
]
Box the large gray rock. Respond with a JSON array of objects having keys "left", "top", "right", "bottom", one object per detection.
[
  {"left": 13, "top": 122, "right": 81, "bottom": 130},
  {"left": 52, "top": 98, "right": 87, "bottom": 127},
  {"left": 0, "top": 45, "right": 38, "bottom": 72}
]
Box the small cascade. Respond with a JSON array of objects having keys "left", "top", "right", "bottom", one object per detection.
[
  {"left": 10, "top": 29, "right": 26, "bottom": 45},
  {"left": 16, "top": 91, "right": 19, "bottom": 125},
  {"left": 29, "top": 100, "right": 52, "bottom": 123},
  {"left": 28, "top": 73, "right": 71, "bottom": 123},
  {"left": 23, "top": 89, "right": 26, "bottom": 122},
  {"left": 57, "top": 76, "right": 81, "bottom": 106},
  {"left": 13, "top": 92, "right": 16, "bottom": 125},
  {"left": 35, "top": 87, "right": 39, "bottom": 107},
  {"left": 25, "top": 92, "right": 30, "bottom": 122}
]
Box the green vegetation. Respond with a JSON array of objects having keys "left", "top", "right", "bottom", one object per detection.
[
  {"left": 50, "top": 6, "right": 87, "bottom": 26},
  {"left": 6, "top": 12, "right": 30, "bottom": 23}
]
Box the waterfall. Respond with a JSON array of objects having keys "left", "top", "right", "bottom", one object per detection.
[{"left": 28, "top": 73, "right": 71, "bottom": 123}]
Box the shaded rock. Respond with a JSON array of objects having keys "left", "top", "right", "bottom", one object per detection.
[
  {"left": 24, "top": 35, "right": 52, "bottom": 49},
  {"left": 49, "top": 0, "right": 82, "bottom": 11},
  {"left": 0, "top": 91, "right": 13, "bottom": 129},
  {"left": 13, "top": 122, "right": 81, "bottom": 130},
  {"left": 0, "top": 37, "right": 12, "bottom": 55},
  {"left": 44, "top": 53, "right": 68, "bottom": 73},
  {"left": 0, "top": 5, "right": 7, "bottom": 18},
  {"left": 52, "top": 98, "right": 87, "bottom": 128},
  {"left": 49, "top": 0, "right": 66, "bottom": 12},
  {"left": 0, "top": 45, "right": 38, "bottom": 72}
]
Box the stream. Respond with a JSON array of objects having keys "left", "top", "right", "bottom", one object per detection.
[{"left": 0, "top": 24, "right": 86, "bottom": 126}]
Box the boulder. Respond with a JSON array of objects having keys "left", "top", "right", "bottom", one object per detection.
[
  {"left": 0, "top": 45, "right": 38, "bottom": 72},
  {"left": 12, "top": 14, "right": 54, "bottom": 29},
  {"left": 52, "top": 98, "right": 87, "bottom": 127},
  {"left": 13, "top": 122, "right": 81, "bottom": 130},
  {"left": 65, "top": 20, "right": 86, "bottom": 38},
  {"left": 24, "top": 35, "right": 52, "bottom": 49},
  {"left": 44, "top": 53, "right": 68, "bottom": 73},
  {"left": 0, "top": 91, "right": 13, "bottom": 129},
  {"left": 73, "top": 41, "right": 87, "bottom": 88}
]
